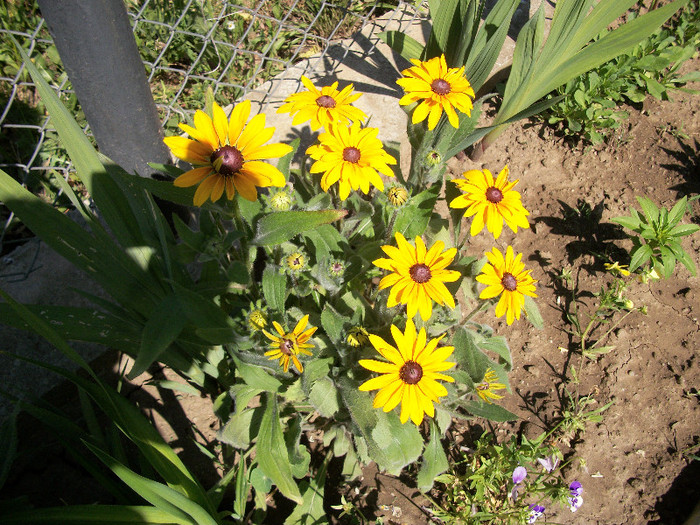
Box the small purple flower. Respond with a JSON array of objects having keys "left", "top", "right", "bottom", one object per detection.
[
  {"left": 568, "top": 481, "right": 583, "bottom": 512},
  {"left": 536, "top": 454, "right": 560, "bottom": 473},
  {"left": 510, "top": 466, "right": 527, "bottom": 501},
  {"left": 527, "top": 504, "right": 545, "bottom": 524}
]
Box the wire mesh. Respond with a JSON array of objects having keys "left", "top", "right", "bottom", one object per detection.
[{"left": 0, "top": 0, "right": 424, "bottom": 281}]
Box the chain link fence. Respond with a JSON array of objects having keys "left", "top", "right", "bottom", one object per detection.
[{"left": 0, "top": 0, "right": 423, "bottom": 280}]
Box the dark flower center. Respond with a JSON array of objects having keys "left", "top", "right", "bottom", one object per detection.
[
  {"left": 431, "top": 78, "right": 451, "bottom": 96},
  {"left": 485, "top": 186, "right": 503, "bottom": 203},
  {"left": 501, "top": 272, "right": 518, "bottom": 291},
  {"left": 409, "top": 263, "right": 432, "bottom": 283},
  {"left": 279, "top": 338, "right": 294, "bottom": 355},
  {"left": 210, "top": 145, "right": 244, "bottom": 177},
  {"left": 316, "top": 95, "right": 336, "bottom": 108},
  {"left": 343, "top": 146, "right": 361, "bottom": 163},
  {"left": 400, "top": 360, "right": 423, "bottom": 385}
]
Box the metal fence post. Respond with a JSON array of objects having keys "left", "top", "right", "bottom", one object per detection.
[{"left": 36, "top": 0, "right": 170, "bottom": 177}]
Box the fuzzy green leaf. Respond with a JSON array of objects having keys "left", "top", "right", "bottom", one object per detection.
[
  {"left": 416, "top": 419, "right": 448, "bottom": 492},
  {"left": 262, "top": 266, "right": 287, "bottom": 312},
  {"left": 253, "top": 210, "right": 347, "bottom": 246}
]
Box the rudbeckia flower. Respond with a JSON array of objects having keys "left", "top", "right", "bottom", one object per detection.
[
  {"left": 475, "top": 368, "right": 506, "bottom": 403},
  {"left": 477, "top": 246, "right": 537, "bottom": 325},
  {"left": 164, "top": 100, "right": 292, "bottom": 206},
  {"left": 306, "top": 121, "right": 396, "bottom": 200},
  {"left": 449, "top": 165, "right": 530, "bottom": 239},
  {"left": 262, "top": 314, "right": 317, "bottom": 373},
  {"left": 358, "top": 319, "right": 455, "bottom": 425},
  {"left": 373, "top": 232, "right": 460, "bottom": 321},
  {"left": 397, "top": 54, "right": 475, "bottom": 130},
  {"left": 277, "top": 75, "right": 367, "bottom": 130}
]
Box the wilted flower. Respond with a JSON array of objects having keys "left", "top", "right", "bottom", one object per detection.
[
  {"left": 604, "top": 261, "right": 631, "bottom": 276},
  {"left": 638, "top": 267, "right": 660, "bottom": 283},
  {"left": 527, "top": 504, "right": 545, "bottom": 524},
  {"left": 537, "top": 454, "right": 560, "bottom": 473},
  {"left": 346, "top": 326, "right": 370, "bottom": 347},
  {"left": 511, "top": 466, "right": 527, "bottom": 501},
  {"left": 568, "top": 481, "right": 583, "bottom": 512}
]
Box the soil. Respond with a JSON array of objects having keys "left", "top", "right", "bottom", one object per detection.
[{"left": 3, "top": 60, "right": 699, "bottom": 525}]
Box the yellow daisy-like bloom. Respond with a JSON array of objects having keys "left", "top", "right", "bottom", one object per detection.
[
  {"left": 306, "top": 121, "right": 397, "bottom": 200},
  {"left": 475, "top": 368, "right": 506, "bottom": 404},
  {"left": 277, "top": 75, "right": 367, "bottom": 131},
  {"left": 476, "top": 246, "right": 538, "bottom": 325},
  {"left": 164, "top": 100, "right": 293, "bottom": 206},
  {"left": 359, "top": 319, "right": 455, "bottom": 425},
  {"left": 262, "top": 314, "right": 317, "bottom": 373},
  {"left": 450, "top": 165, "right": 530, "bottom": 239},
  {"left": 397, "top": 54, "right": 475, "bottom": 130},
  {"left": 373, "top": 232, "right": 460, "bottom": 321}
]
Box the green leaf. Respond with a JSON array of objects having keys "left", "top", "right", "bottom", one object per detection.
[
  {"left": 668, "top": 196, "right": 689, "bottom": 226},
  {"left": 85, "top": 444, "right": 218, "bottom": 525},
  {"left": 320, "top": 305, "right": 345, "bottom": 344},
  {"left": 262, "top": 266, "right": 287, "bottom": 312},
  {"left": 637, "top": 196, "right": 660, "bottom": 223},
  {"left": 303, "top": 224, "right": 344, "bottom": 262},
  {"left": 669, "top": 223, "right": 700, "bottom": 237},
  {"left": 252, "top": 210, "right": 347, "bottom": 246},
  {"left": 309, "top": 377, "right": 340, "bottom": 418},
  {"left": 416, "top": 419, "right": 448, "bottom": 492},
  {"left": 0, "top": 505, "right": 193, "bottom": 524},
  {"left": 217, "top": 408, "right": 258, "bottom": 449},
  {"left": 610, "top": 215, "right": 642, "bottom": 231},
  {"left": 378, "top": 31, "right": 424, "bottom": 62},
  {"left": 284, "top": 456, "right": 329, "bottom": 525},
  {"left": 394, "top": 183, "right": 441, "bottom": 239},
  {"left": 257, "top": 394, "right": 303, "bottom": 504},
  {"left": 629, "top": 243, "right": 653, "bottom": 272},
  {"left": 232, "top": 356, "right": 283, "bottom": 393},
  {"left": 523, "top": 295, "right": 544, "bottom": 330},
  {"left": 459, "top": 400, "right": 518, "bottom": 421},
  {"left": 129, "top": 292, "right": 187, "bottom": 378}
]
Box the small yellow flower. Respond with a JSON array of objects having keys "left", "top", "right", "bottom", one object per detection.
[
  {"left": 387, "top": 185, "right": 409, "bottom": 207},
  {"left": 277, "top": 75, "right": 367, "bottom": 131},
  {"left": 359, "top": 319, "right": 455, "bottom": 425},
  {"left": 476, "top": 246, "right": 537, "bottom": 325},
  {"left": 262, "top": 315, "right": 317, "bottom": 373},
  {"left": 475, "top": 368, "right": 506, "bottom": 404},
  {"left": 286, "top": 251, "right": 307, "bottom": 272},
  {"left": 248, "top": 309, "right": 267, "bottom": 331},
  {"left": 346, "top": 326, "right": 370, "bottom": 347},
  {"left": 373, "top": 232, "right": 460, "bottom": 321},
  {"left": 637, "top": 267, "right": 660, "bottom": 283},
  {"left": 397, "top": 54, "right": 475, "bottom": 130},
  {"left": 306, "top": 121, "right": 397, "bottom": 200},
  {"left": 604, "top": 261, "right": 631, "bottom": 277},
  {"left": 449, "top": 165, "right": 530, "bottom": 239},
  {"left": 164, "top": 100, "right": 292, "bottom": 206}
]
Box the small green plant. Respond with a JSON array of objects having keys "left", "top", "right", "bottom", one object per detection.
[
  {"left": 430, "top": 425, "right": 588, "bottom": 524},
  {"left": 543, "top": 0, "right": 700, "bottom": 144},
  {"left": 612, "top": 195, "right": 700, "bottom": 278}
]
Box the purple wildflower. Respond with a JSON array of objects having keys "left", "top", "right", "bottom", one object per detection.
[
  {"left": 527, "top": 504, "right": 545, "bottom": 524},
  {"left": 511, "top": 466, "right": 527, "bottom": 501},
  {"left": 536, "top": 454, "right": 560, "bottom": 473},
  {"left": 568, "top": 481, "right": 583, "bottom": 512},
  {"left": 513, "top": 466, "right": 527, "bottom": 484}
]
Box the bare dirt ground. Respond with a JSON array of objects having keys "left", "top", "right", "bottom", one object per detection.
[{"left": 4, "top": 60, "right": 700, "bottom": 525}]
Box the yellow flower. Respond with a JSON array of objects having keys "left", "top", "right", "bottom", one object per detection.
[
  {"left": 604, "top": 261, "right": 631, "bottom": 277},
  {"left": 164, "top": 100, "right": 292, "bottom": 206},
  {"left": 475, "top": 368, "right": 506, "bottom": 404},
  {"left": 262, "top": 315, "right": 317, "bottom": 373},
  {"left": 285, "top": 251, "right": 307, "bottom": 272},
  {"left": 397, "top": 54, "right": 475, "bottom": 130},
  {"left": 387, "top": 185, "right": 409, "bottom": 207},
  {"left": 277, "top": 75, "right": 367, "bottom": 131},
  {"left": 359, "top": 319, "right": 455, "bottom": 425},
  {"left": 247, "top": 309, "right": 267, "bottom": 331},
  {"left": 449, "top": 165, "right": 530, "bottom": 239},
  {"left": 347, "top": 326, "right": 370, "bottom": 347},
  {"left": 373, "top": 232, "right": 460, "bottom": 321},
  {"left": 477, "top": 246, "right": 537, "bottom": 325},
  {"left": 306, "top": 121, "right": 396, "bottom": 200}
]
